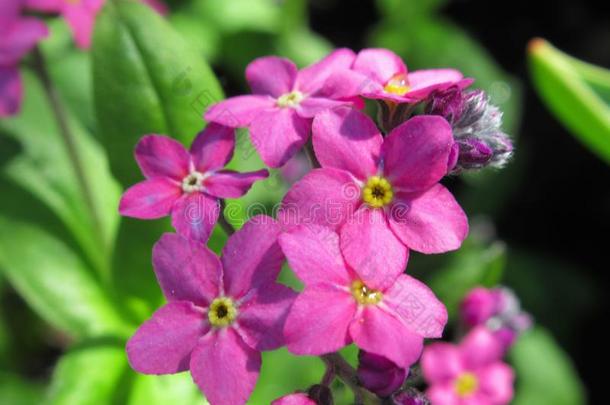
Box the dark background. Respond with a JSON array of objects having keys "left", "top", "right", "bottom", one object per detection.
[{"left": 308, "top": 0, "right": 609, "bottom": 402}]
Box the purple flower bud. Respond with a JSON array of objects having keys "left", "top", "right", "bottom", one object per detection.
[
  {"left": 391, "top": 388, "right": 430, "bottom": 405},
  {"left": 425, "top": 86, "right": 465, "bottom": 124},
  {"left": 357, "top": 351, "right": 407, "bottom": 397},
  {"left": 456, "top": 138, "right": 494, "bottom": 170}
]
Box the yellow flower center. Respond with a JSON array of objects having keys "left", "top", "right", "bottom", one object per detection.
[
  {"left": 277, "top": 91, "right": 304, "bottom": 108},
  {"left": 351, "top": 280, "right": 383, "bottom": 305},
  {"left": 362, "top": 176, "right": 394, "bottom": 208},
  {"left": 182, "top": 171, "right": 205, "bottom": 193},
  {"left": 384, "top": 73, "right": 410, "bottom": 96},
  {"left": 208, "top": 297, "right": 238, "bottom": 327},
  {"left": 454, "top": 372, "right": 479, "bottom": 397}
]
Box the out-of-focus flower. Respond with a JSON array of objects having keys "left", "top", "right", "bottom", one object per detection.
[
  {"left": 357, "top": 350, "right": 407, "bottom": 397},
  {"left": 26, "top": 0, "right": 167, "bottom": 50},
  {"left": 127, "top": 218, "right": 296, "bottom": 405},
  {"left": 461, "top": 286, "right": 532, "bottom": 350},
  {"left": 344, "top": 48, "right": 471, "bottom": 104},
  {"left": 279, "top": 224, "right": 447, "bottom": 369},
  {"left": 279, "top": 107, "right": 468, "bottom": 277},
  {"left": 426, "top": 88, "right": 513, "bottom": 173},
  {"left": 422, "top": 327, "right": 514, "bottom": 405},
  {"left": 205, "top": 49, "right": 361, "bottom": 168},
  {"left": 119, "top": 124, "right": 268, "bottom": 243},
  {"left": 0, "top": 0, "right": 48, "bottom": 117}
]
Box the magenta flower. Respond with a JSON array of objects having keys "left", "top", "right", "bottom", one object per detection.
[
  {"left": 0, "top": 0, "right": 48, "bottom": 117},
  {"left": 205, "top": 49, "right": 361, "bottom": 168},
  {"left": 422, "top": 327, "right": 514, "bottom": 405},
  {"left": 271, "top": 393, "right": 317, "bottom": 405},
  {"left": 127, "top": 218, "right": 297, "bottom": 405},
  {"left": 119, "top": 124, "right": 268, "bottom": 243},
  {"left": 26, "top": 0, "right": 167, "bottom": 50},
  {"left": 344, "top": 48, "right": 472, "bottom": 104},
  {"left": 279, "top": 224, "right": 447, "bottom": 368},
  {"left": 357, "top": 350, "right": 407, "bottom": 397},
  {"left": 279, "top": 107, "right": 468, "bottom": 276}
]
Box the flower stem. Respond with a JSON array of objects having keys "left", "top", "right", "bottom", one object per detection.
[
  {"left": 31, "top": 46, "right": 106, "bottom": 260},
  {"left": 218, "top": 199, "right": 235, "bottom": 236},
  {"left": 320, "top": 353, "right": 381, "bottom": 405},
  {"left": 304, "top": 138, "right": 320, "bottom": 169}
]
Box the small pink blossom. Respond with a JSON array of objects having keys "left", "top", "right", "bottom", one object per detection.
[
  {"left": 205, "top": 49, "right": 361, "bottom": 168},
  {"left": 271, "top": 393, "right": 317, "bottom": 405},
  {"left": 344, "top": 48, "right": 472, "bottom": 104},
  {"left": 119, "top": 124, "right": 268, "bottom": 243},
  {"left": 279, "top": 107, "right": 468, "bottom": 275},
  {"left": 422, "top": 327, "right": 514, "bottom": 405},
  {"left": 26, "top": 0, "right": 167, "bottom": 50},
  {"left": 127, "top": 217, "right": 297, "bottom": 405},
  {"left": 0, "top": 0, "right": 48, "bottom": 117},
  {"left": 357, "top": 350, "right": 407, "bottom": 397},
  {"left": 279, "top": 224, "right": 447, "bottom": 368}
]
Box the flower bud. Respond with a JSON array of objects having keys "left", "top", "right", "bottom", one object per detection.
[
  {"left": 391, "top": 388, "right": 430, "bottom": 405},
  {"left": 357, "top": 350, "right": 407, "bottom": 397}
]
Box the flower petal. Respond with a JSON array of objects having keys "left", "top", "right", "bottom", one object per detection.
[
  {"left": 190, "top": 123, "right": 235, "bottom": 172},
  {"left": 152, "top": 233, "right": 222, "bottom": 305},
  {"left": 426, "top": 382, "right": 460, "bottom": 405},
  {"left": 0, "top": 66, "right": 22, "bottom": 117},
  {"left": 171, "top": 192, "right": 219, "bottom": 243},
  {"left": 349, "top": 306, "right": 423, "bottom": 368},
  {"left": 190, "top": 328, "right": 261, "bottom": 405},
  {"left": 383, "top": 274, "right": 448, "bottom": 338},
  {"left": 0, "top": 18, "right": 48, "bottom": 65},
  {"left": 135, "top": 135, "right": 190, "bottom": 180},
  {"left": 204, "top": 95, "right": 275, "bottom": 128},
  {"left": 312, "top": 107, "right": 382, "bottom": 180},
  {"left": 221, "top": 216, "right": 283, "bottom": 298},
  {"left": 279, "top": 224, "right": 351, "bottom": 287},
  {"left": 126, "top": 301, "right": 207, "bottom": 375},
  {"left": 204, "top": 169, "right": 268, "bottom": 199},
  {"left": 383, "top": 115, "right": 453, "bottom": 192},
  {"left": 340, "top": 207, "right": 407, "bottom": 291},
  {"left": 63, "top": 2, "right": 103, "bottom": 50},
  {"left": 460, "top": 327, "right": 503, "bottom": 369},
  {"left": 295, "top": 48, "right": 356, "bottom": 95},
  {"left": 237, "top": 283, "right": 297, "bottom": 351},
  {"left": 353, "top": 48, "right": 407, "bottom": 85},
  {"left": 478, "top": 363, "right": 515, "bottom": 404},
  {"left": 296, "top": 96, "right": 349, "bottom": 118},
  {"left": 285, "top": 285, "right": 355, "bottom": 355},
  {"left": 388, "top": 184, "right": 468, "bottom": 254},
  {"left": 278, "top": 168, "right": 361, "bottom": 231},
  {"left": 421, "top": 343, "right": 464, "bottom": 384},
  {"left": 405, "top": 69, "right": 465, "bottom": 100},
  {"left": 119, "top": 178, "right": 181, "bottom": 219},
  {"left": 246, "top": 56, "right": 297, "bottom": 97},
  {"left": 321, "top": 69, "right": 377, "bottom": 99},
  {"left": 272, "top": 393, "right": 316, "bottom": 405}
]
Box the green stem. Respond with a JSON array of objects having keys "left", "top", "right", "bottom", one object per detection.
[
  {"left": 304, "top": 138, "right": 320, "bottom": 169},
  {"left": 218, "top": 199, "right": 235, "bottom": 236},
  {"left": 320, "top": 353, "right": 381, "bottom": 405}
]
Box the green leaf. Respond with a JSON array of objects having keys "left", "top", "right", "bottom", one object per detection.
[
  {"left": 0, "top": 216, "right": 130, "bottom": 339},
  {"left": 428, "top": 237, "right": 506, "bottom": 318},
  {"left": 0, "top": 71, "right": 121, "bottom": 275},
  {"left": 0, "top": 372, "right": 44, "bottom": 405},
  {"left": 510, "top": 327, "right": 586, "bottom": 405},
  {"left": 128, "top": 373, "right": 206, "bottom": 405},
  {"left": 528, "top": 38, "right": 610, "bottom": 164},
  {"left": 47, "top": 339, "right": 128, "bottom": 405},
  {"left": 92, "top": 0, "right": 223, "bottom": 185}
]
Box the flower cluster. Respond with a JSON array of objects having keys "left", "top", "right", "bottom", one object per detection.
[{"left": 119, "top": 47, "right": 515, "bottom": 405}]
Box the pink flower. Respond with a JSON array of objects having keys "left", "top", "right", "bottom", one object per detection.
[
  {"left": 279, "top": 224, "right": 447, "bottom": 369},
  {"left": 422, "top": 327, "right": 514, "bottom": 405},
  {"left": 345, "top": 48, "right": 472, "bottom": 104},
  {"left": 119, "top": 124, "right": 268, "bottom": 243},
  {"left": 271, "top": 393, "right": 317, "bottom": 405},
  {"left": 204, "top": 49, "right": 360, "bottom": 168},
  {"left": 0, "top": 0, "right": 48, "bottom": 117},
  {"left": 357, "top": 350, "right": 407, "bottom": 397},
  {"left": 279, "top": 107, "right": 468, "bottom": 276},
  {"left": 26, "top": 0, "right": 167, "bottom": 50},
  {"left": 127, "top": 218, "right": 297, "bottom": 405}
]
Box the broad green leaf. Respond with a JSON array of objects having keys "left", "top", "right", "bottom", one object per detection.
[
  {"left": 510, "top": 327, "right": 586, "bottom": 405},
  {"left": 428, "top": 237, "right": 506, "bottom": 318},
  {"left": 0, "top": 71, "right": 120, "bottom": 275},
  {"left": 528, "top": 38, "right": 610, "bottom": 164},
  {"left": 92, "top": 0, "right": 223, "bottom": 185},
  {"left": 0, "top": 372, "right": 44, "bottom": 405},
  {"left": 0, "top": 216, "right": 130, "bottom": 339},
  {"left": 128, "top": 373, "right": 206, "bottom": 405},
  {"left": 47, "top": 339, "right": 128, "bottom": 405}
]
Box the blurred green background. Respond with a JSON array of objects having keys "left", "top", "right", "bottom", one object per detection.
[{"left": 1, "top": 0, "right": 608, "bottom": 403}]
